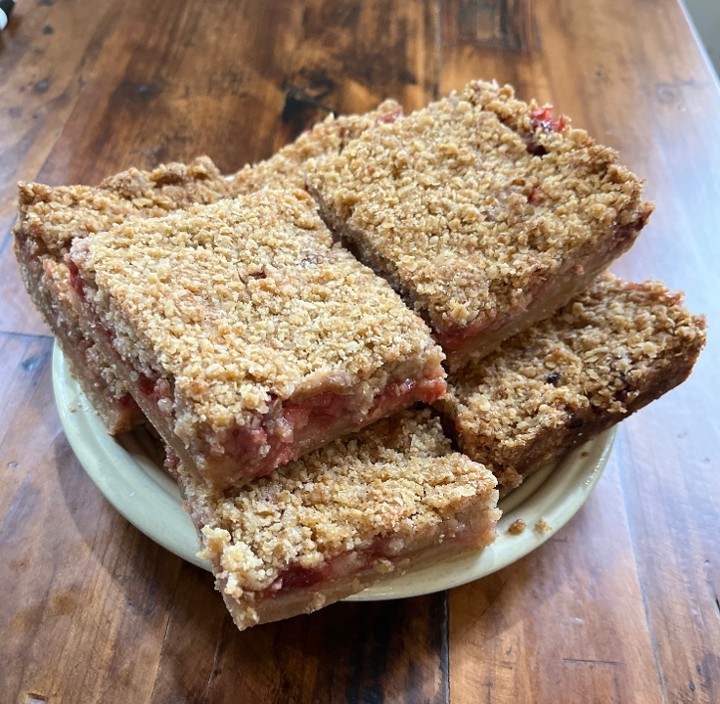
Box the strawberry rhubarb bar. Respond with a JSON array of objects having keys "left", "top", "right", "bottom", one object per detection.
[
  {"left": 435, "top": 274, "right": 706, "bottom": 491},
  {"left": 68, "top": 188, "right": 446, "bottom": 489},
  {"left": 176, "top": 408, "right": 500, "bottom": 631},
  {"left": 14, "top": 156, "right": 231, "bottom": 432},
  {"left": 14, "top": 101, "right": 402, "bottom": 434},
  {"left": 307, "top": 81, "right": 654, "bottom": 369}
]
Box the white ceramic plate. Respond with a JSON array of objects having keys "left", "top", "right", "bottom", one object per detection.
[{"left": 52, "top": 344, "right": 615, "bottom": 601}]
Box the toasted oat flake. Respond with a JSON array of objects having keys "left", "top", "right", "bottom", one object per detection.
[
  {"left": 507, "top": 519, "right": 526, "bottom": 535},
  {"left": 535, "top": 518, "right": 552, "bottom": 533}
]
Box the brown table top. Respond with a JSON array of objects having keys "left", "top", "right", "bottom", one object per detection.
[{"left": 1, "top": 1, "right": 719, "bottom": 702}]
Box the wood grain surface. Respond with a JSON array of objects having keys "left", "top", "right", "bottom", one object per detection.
[{"left": 1, "top": 1, "right": 718, "bottom": 703}]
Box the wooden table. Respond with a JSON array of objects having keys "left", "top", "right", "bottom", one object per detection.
[{"left": 1, "top": 2, "right": 718, "bottom": 702}]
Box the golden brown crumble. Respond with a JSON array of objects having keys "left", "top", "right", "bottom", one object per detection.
[
  {"left": 437, "top": 273, "right": 706, "bottom": 485},
  {"left": 307, "top": 80, "right": 652, "bottom": 344},
  {"left": 16, "top": 156, "right": 232, "bottom": 257},
  {"left": 535, "top": 518, "right": 552, "bottom": 534},
  {"left": 71, "top": 188, "right": 443, "bottom": 435}
]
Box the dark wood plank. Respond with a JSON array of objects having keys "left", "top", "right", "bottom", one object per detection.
[
  {"left": 616, "top": 383, "right": 720, "bottom": 704},
  {"left": 148, "top": 583, "right": 448, "bottom": 704},
  {"left": 0, "top": 0, "right": 119, "bottom": 228},
  {"left": 34, "top": 0, "right": 303, "bottom": 184},
  {"left": 271, "top": 0, "right": 441, "bottom": 150},
  {"left": 0, "top": 333, "right": 183, "bottom": 703},
  {"left": 31, "top": 0, "right": 441, "bottom": 187},
  {"left": 527, "top": 1, "right": 720, "bottom": 700},
  {"left": 439, "top": 0, "right": 544, "bottom": 104}
]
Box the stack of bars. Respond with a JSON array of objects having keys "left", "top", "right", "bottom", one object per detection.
[{"left": 14, "top": 81, "right": 706, "bottom": 631}]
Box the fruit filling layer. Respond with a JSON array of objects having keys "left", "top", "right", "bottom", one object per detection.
[
  {"left": 68, "top": 253, "right": 447, "bottom": 486},
  {"left": 138, "top": 363, "right": 446, "bottom": 485},
  {"left": 261, "top": 519, "right": 482, "bottom": 598}
]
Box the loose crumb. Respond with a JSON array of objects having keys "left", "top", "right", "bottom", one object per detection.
[
  {"left": 535, "top": 518, "right": 552, "bottom": 533},
  {"left": 507, "top": 519, "right": 526, "bottom": 535}
]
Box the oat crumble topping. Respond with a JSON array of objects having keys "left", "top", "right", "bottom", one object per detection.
[
  {"left": 439, "top": 274, "right": 706, "bottom": 483},
  {"left": 71, "top": 188, "right": 443, "bottom": 434},
  {"left": 17, "top": 156, "right": 232, "bottom": 258},
  {"left": 307, "top": 81, "right": 652, "bottom": 339}
]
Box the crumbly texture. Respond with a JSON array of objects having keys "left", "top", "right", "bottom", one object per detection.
[
  {"left": 42, "top": 259, "right": 142, "bottom": 431},
  {"left": 307, "top": 80, "right": 653, "bottom": 363},
  {"left": 14, "top": 104, "right": 402, "bottom": 435},
  {"left": 13, "top": 157, "right": 232, "bottom": 431},
  {"left": 17, "top": 156, "right": 232, "bottom": 258},
  {"left": 535, "top": 519, "right": 552, "bottom": 533},
  {"left": 71, "top": 187, "right": 443, "bottom": 435},
  {"left": 179, "top": 408, "right": 499, "bottom": 631},
  {"left": 437, "top": 273, "right": 707, "bottom": 489},
  {"left": 231, "top": 99, "right": 403, "bottom": 195}
]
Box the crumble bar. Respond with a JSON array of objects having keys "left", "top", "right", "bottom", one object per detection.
[
  {"left": 436, "top": 274, "right": 706, "bottom": 491},
  {"left": 176, "top": 408, "right": 499, "bottom": 631},
  {"left": 14, "top": 101, "right": 403, "bottom": 433},
  {"left": 69, "top": 188, "right": 446, "bottom": 489},
  {"left": 14, "top": 156, "right": 230, "bottom": 432},
  {"left": 307, "top": 81, "right": 654, "bottom": 369}
]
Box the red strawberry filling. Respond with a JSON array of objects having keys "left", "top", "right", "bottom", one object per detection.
[
  {"left": 530, "top": 106, "right": 568, "bottom": 133},
  {"left": 129, "top": 361, "right": 446, "bottom": 485},
  {"left": 214, "top": 372, "right": 447, "bottom": 481}
]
